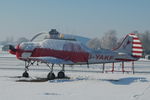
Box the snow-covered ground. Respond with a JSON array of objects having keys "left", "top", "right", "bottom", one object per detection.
[
  {"left": 0, "top": 57, "right": 150, "bottom": 100},
  {"left": 0, "top": 51, "right": 15, "bottom": 58}
]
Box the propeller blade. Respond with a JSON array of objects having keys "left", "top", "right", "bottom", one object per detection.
[{"left": 8, "top": 45, "right": 17, "bottom": 52}]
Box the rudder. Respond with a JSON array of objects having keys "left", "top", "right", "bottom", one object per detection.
[{"left": 115, "top": 33, "right": 143, "bottom": 58}]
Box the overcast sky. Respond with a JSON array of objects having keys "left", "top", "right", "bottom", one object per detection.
[{"left": 0, "top": 0, "right": 150, "bottom": 41}]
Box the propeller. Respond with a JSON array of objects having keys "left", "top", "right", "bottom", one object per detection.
[{"left": 8, "top": 45, "right": 17, "bottom": 52}]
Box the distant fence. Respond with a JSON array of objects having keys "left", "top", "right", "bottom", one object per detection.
[{"left": 0, "top": 57, "right": 150, "bottom": 74}]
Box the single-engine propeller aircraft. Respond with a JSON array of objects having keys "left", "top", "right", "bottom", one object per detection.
[{"left": 8, "top": 29, "right": 143, "bottom": 80}]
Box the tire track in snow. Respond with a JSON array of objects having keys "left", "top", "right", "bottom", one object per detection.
[{"left": 132, "top": 83, "right": 150, "bottom": 100}]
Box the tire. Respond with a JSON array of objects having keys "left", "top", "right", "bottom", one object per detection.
[
  {"left": 22, "top": 71, "right": 29, "bottom": 78},
  {"left": 47, "top": 73, "right": 55, "bottom": 80},
  {"left": 58, "top": 71, "right": 65, "bottom": 78}
]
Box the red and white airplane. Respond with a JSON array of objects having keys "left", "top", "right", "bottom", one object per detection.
[{"left": 9, "top": 30, "right": 143, "bottom": 80}]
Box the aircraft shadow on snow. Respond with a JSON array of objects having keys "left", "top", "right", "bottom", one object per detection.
[
  {"left": 101, "top": 77, "right": 149, "bottom": 85},
  {"left": 13, "top": 75, "right": 94, "bottom": 83},
  {"left": 14, "top": 76, "right": 149, "bottom": 85}
]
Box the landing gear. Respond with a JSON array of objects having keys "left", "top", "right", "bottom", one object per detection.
[
  {"left": 47, "top": 64, "right": 56, "bottom": 80},
  {"left": 57, "top": 64, "right": 65, "bottom": 78},
  {"left": 22, "top": 61, "right": 30, "bottom": 77},
  {"left": 22, "top": 61, "right": 66, "bottom": 80},
  {"left": 46, "top": 64, "right": 66, "bottom": 80},
  {"left": 22, "top": 60, "right": 35, "bottom": 78}
]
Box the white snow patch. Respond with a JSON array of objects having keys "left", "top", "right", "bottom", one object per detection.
[{"left": 0, "top": 58, "right": 150, "bottom": 100}]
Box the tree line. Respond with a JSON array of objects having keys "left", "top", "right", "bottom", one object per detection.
[{"left": 1, "top": 30, "right": 150, "bottom": 56}]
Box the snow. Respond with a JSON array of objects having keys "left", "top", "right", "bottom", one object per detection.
[
  {"left": 0, "top": 57, "right": 150, "bottom": 100},
  {"left": 0, "top": 51, "right": 15, "bottom": 58}
]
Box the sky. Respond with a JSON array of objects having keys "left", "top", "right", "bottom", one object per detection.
[{"left": 0, "top": 0, "right": 150, "bottom": 41}]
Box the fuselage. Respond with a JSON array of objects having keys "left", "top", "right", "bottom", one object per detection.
[{"left": 9, "top": 38, "right": 138, "bottom": 64}]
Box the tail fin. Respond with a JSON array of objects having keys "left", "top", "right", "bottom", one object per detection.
[{"left": 115, "top": 33, "right": 143, "bottom": 58}]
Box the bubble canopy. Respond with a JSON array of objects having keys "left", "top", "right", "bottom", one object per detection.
[
  {"left": 31, "top": 32, "right": 49, "bottom": 42},
  {"left": 30, "top": 32, "right": 90, "bottom": 45}
]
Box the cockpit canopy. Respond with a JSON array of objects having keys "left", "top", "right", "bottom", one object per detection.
[{"left": 31, "top": 32, "right": 49, "bottom": 42}]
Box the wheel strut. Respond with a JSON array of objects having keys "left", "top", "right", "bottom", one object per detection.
[
  {"left": 22, "top": 61, "right": 30, "bottom": 77},
  {"left": 47, "top": 64, "right": 56, "bottom": 80}
]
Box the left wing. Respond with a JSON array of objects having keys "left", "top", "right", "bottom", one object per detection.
[{"left": 28, "top": 57, "right": 74, "bottom": 64}]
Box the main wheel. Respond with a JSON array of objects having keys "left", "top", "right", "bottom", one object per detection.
[
  {"left": 22, "top": 71, "right": 29, "bottom": 78},
  {"left": 47, "top": 72, "right": 55, "bottom": 80},
  {"left": 57, "top": 71, "right": 65, "bottom": 78}
]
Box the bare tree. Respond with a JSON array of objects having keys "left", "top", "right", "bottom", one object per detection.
[
  {"left": 101, "top": 30, "right": 118, "bottom": 49},
  {"left": 87, "top": 38, "right": 101, "bottom": 50},
  {"left": 140, "top": 31, "right": 150, "bottom": 54},
  {"left": 16, "top": 37, "right": 29, "bottom": 44},
  {"left": 132, "top": 30, "right": 139, "bottom": 34},
  {"left": 6, "top": 36, "right": 14, "bottom": 43}
]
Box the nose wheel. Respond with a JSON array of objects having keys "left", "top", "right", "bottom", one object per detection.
[
  {"left": 22, "top": 71, "right": 29, "bottom": 78},
  {"left": 22, "top": 61, "right": 31, "bottom": 78}
]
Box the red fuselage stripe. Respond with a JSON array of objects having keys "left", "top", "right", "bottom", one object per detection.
[{"left": 30, "top": 48, "right": 89, "bottom": 63}]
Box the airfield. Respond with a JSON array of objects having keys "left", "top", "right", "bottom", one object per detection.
[{"left": 0, "top": 56, "right": 150, "bottom": 100}]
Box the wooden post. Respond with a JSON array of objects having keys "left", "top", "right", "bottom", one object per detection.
[
  {"left": 102, "top": 63, "right": 105, "bottom": 73},
  {"left": 132, "top": 61, "right": 135, "bottom": 74},
  {"left": 122, "top": 62, "right": 125, "bottom": 73},
  {"left": 112, "top": 62, "right": 114, "bottom": 73}
]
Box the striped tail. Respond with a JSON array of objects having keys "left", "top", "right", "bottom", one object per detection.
[
  {"left": 115, "top": 33, "right": 143, "bottom": 58},
  {"left": 130, "top": 33, "right": 143, "bottom": 57}
]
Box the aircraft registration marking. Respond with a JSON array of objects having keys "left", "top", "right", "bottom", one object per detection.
[{"left": 89, "top": 54, "right": 114, "bottom": 60}]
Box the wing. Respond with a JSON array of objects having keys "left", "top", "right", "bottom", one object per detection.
[{"left": 28, "top": 57, "right": 74, "bottom": 64}]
